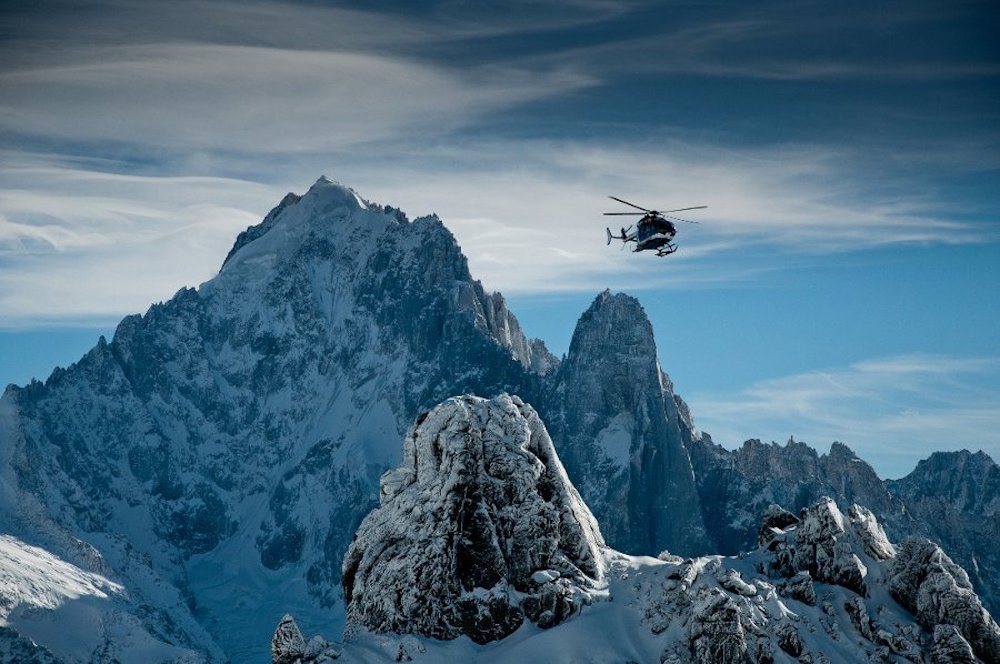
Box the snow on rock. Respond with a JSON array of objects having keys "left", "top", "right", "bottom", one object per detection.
[
  {"left": 271, "top": 614, "right": 306, "bottom": 664},
  {"left": 888, "top": 537, "right": 1000, "bottom": 662},
  {"left": 271, "top": 614, "right": 341, "bottom": 663},
  {"left": 342, "top": 394, "right": 606, "bottom": 645},
  {"left": 849, "top": 502, "right": 897, "bottom": 561},
  {"left": 932, "top": 624, "right": 977, "bottom": 663},
  {"left": 319, "top": 407, "right": 1000, "bottom": 663},
  {"left": 756, "top": 504, "right": 799, "bottom": 548},
  {"left": 0, "top": 177, "right": 560, "bottom": 661}
]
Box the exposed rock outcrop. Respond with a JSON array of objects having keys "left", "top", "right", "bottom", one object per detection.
[
  {"left": 889, "top": 537, "right": 1000, "bottom": 662},
  {"left": 271, "top": 614, "right": 341, "bottom": 663},
  {"left": 341, "top": 394, "right": 605, "bottom": 644},
  {"left": 271, "top": 614, "right": 306, "bottom": 664},
  {"left": 542, "top": 290, "right": 710, "bottom": 557}
]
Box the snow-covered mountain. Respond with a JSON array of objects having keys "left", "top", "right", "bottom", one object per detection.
[
  {"left": 0, "top": 177, "right": 996, "bottom": 661},
  {"left": 280, "top": 394, "right": 1000, "bottom": 663},
  {"left": 0, "top": 178, "right": 554, "bottom": 660}
]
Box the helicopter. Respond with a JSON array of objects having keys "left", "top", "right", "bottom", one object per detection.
[{"left": 605, "top": 196, "right": 706, "bottom": 256}]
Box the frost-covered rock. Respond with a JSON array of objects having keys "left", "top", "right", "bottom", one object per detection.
[
  {"left": 687, "top": 590, "right": 748, "bottom": 664},
  {"left": 0, "top": 177, "right": 558, "bottom": 659},
  {"left": 271, "top": 614, "right": 340, "bottom": 663},
  {"left": 757, "top": 504, "right": 799, "bottom": 547},
  {"left": 303, "top": 400, "right": 1000, "bottom": 664},
  {"left": 786, "top": 497, "right": 868, "bottom": 596},
  {"left": 887, "top": 449, "right": 1000, "bottom": 615},
  {"left": 272, "top": 614, "right": 306, "bottom": 664},
  {"left": 778, "top": 571, "right": 817, "bottom": 606},
  {"left": 342, "top": 394, "right": 605, "bottom": 644},
  {"left": 889, "top": 537, "right": 1000, "bottom": 662},
  {"left": 848, "top": 503, "right": 896, "bottom": 560},
  {"left": 932, "top": 624, "right": 976, "bottom": 663}
]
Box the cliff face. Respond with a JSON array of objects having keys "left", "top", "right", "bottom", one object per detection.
[
  {"left": 887, "top": 450, "right": 1000, "bottom": 616},
  {"left": 542, "top": 290, "right": 711, "bottom": 556}
]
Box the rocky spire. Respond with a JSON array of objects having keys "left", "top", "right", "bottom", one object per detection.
[{"left": 543, "top": 290, "right": 710, "bottom": 556}]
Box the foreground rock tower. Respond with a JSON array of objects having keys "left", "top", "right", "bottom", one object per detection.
[{"left": 342, "top": 394, "right": 606, "bottom": 644}]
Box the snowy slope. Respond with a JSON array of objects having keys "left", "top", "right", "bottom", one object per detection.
[{"left": 0, "top": 533, "right": 211, "bottom": 663}]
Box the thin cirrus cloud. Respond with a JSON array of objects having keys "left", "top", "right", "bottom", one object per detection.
[
  {"left": 0, "top": 164, "right": 277, "bottom": 326},
  {"left": 0, "top": 0, "right": 994, "bottom": 326},
  {"left": 345, "top": 139, "right": 989, "bottom": 292},
  {"left": 687, "top": 354, "right": 1000, "bottom": 479},
  {"left": 0, "top": 133, "right": 990, "bottom": 325},
  {"left": 0, "top": 43, "right": 593, "bottom": 154}
]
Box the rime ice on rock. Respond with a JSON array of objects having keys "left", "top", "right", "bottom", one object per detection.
[
  {"left": 889, "top": 537, "right": 1000, "bottom": 662},
  {"left": 271, "top": 614, "right": 341, "bottom": 663},
  {"left": 271, "top": 614, "right": 306, "bottom": 664},
  {"left": 342, "top": 394, "right": 606, "bottom": 644}
]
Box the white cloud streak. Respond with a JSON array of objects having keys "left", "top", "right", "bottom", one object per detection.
[
  {"left": 0, "top": 164, "right": 277, "bottom": 326},
  {"left": 0, "top": 0, "right": 994, "bottom": 325},
  {"left": 1, "top": 135, "right": 992, "bottom": 325},
  {"left": 687, "top": 354, "right": 1000, "bottom": 479},
  {"left": 0, "top": 43, "right": 592, "bottom": 153}
]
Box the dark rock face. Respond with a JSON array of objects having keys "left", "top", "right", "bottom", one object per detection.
[
  {"left": 342, "top": 394, "right": 605, "bottom": 645},
  {"left": 542, "top": 290, "right": 710, "bottom": 556},
  {"left": 689, "top": 438, "right": 1000, "bottom": 617},
  {"left": 688, "top": 437, "right": 901, "bottom": 555}
]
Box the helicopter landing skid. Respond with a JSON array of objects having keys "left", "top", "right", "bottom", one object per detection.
[{"left": 656, "top": 244, "right": 678, "bottom": 257}]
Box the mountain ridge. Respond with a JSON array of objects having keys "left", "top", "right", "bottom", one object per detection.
[{"left": 0, "top": 177, "right": 996, "bottom": 661}]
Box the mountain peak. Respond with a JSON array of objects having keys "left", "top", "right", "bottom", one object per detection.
[
  {"left": 301, "top": 175, "right": 366, "bottom": 211},
  {"left": 343, "top": 394, "right": 605, "bottom": 644},
  {"left": 217, "top": 177, "right": 398, "bottom": 276},
  {"left": 568, "top": 290, "right": 655, "bottom": 362}
]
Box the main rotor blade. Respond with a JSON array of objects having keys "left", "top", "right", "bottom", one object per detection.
[
  {"left": 664, "top": 215, "right": 700, "bottom": 224},
  {"left": 663, "top": 205, "right": 707, "bottom": 213},
  {"left": 608, "top": 196, "right": 650, "bottom": 212},
  {"left": 603, "top": 212, "right": 644, "bottom": 216}
]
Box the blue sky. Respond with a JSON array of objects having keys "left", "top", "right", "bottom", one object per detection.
[{"left": 1, "top": 0, "right": 997, "bottom": 478}]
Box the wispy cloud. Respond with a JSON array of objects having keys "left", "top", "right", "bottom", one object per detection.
[
  {"left": 0, "top": 43, "right": 592, "bottom": 154},
  {"left": 345, "top": 139, "right": 993, "bottom": 292},
  {"left": 1, "top": 134, "right": 993, "bottom": 325},
  {"left": 0, "top": 0, "right": 995, "bottom": 326},
  {"left": 687, "top": 354, "right": 1000, "bottom": 479},
  {"left": 0, "top": 163, "right": 276, "bottom": 326}
]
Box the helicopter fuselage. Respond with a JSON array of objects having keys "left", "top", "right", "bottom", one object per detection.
[
  {"left": 604, "top": 196, "right": 703, "bottom": 257},
  {"left": 633, "top": 214, "right": 677, "bottom": 255}
]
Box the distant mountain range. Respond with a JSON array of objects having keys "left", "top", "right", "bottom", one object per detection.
[{"left": 0, "top": 177, "right": 995, "bottom": 662}]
